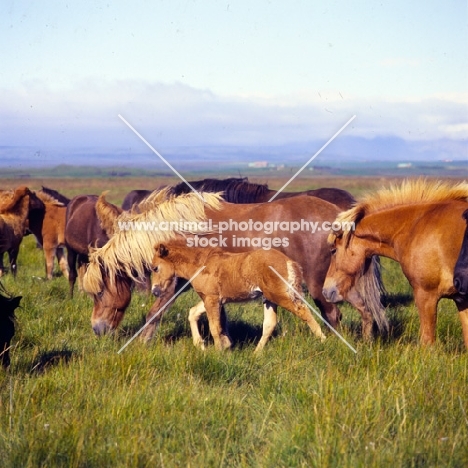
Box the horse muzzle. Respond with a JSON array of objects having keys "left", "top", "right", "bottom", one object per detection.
[
  {"left": 454, "top": 274, "right": 468, "bottom": 296},
  {"left": 151, "top": 285, "right": 162, "bottom": 297},
  {"left": 92, "top": 321, "right": 114, "bottom": 336},
  {"left": 322, "top": 285, "right": 343, "bottom": 303}
]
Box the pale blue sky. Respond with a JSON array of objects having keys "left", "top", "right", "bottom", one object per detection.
[{"left": 1, "top": 0, "right": 467, "bottom": 154}]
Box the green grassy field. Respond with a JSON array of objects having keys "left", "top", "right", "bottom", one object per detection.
[{"left": 0, "top": 175, "right": 467, "bottom": 467}]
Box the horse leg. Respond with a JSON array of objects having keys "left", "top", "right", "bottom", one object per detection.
[
  {"left": 254, "top": 300, "right": 278, "bottom": 353},
  {"left": 43, "top": 245, "right": 56, "bottom": 280},
  {"left": 306, "top": 279, "right": 342, "bottom": 328},
  {"left": 0, "top": 253, "right": 4, "bottom": 277},
  {"left": 413, "top": 288, "right": 438, "bottom": 345},
  {"left": 77, "top": 255, "right": 87, "bottom": 291},
  {"left": 67, "top": 249, "right": 77, "bottom": 298},
  {"left": 56, "top": 246, "right": 69, "bottom": 280},
  {"left": 188, "top": 301, "right": 207, "bottom": 349},
  {"left": 8, "top": 248, "right": 19, "bottom": 278},
  {"left": 456, "top": 301, "right": 468, "bottom": 349},
  {"left": 342, "top": 287, "right": 374, "bottom": 340},
  {"left": 270, "top": 292, "right": 326, "bottom": 342},
  {"left": 204, "top": 296, "right": 232, "bottom": 351}
]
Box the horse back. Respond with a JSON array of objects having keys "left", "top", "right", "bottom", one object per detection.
[{"left": 65, "top": 195, "right": 109, "bottom": 254}]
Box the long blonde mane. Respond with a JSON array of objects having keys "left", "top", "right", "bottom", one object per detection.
[
  {"left": 83, "top": 188, "right": 223, "bottom": 294},
  {"left": 330, "top": 178, "right": 468, "bottom": 244}
]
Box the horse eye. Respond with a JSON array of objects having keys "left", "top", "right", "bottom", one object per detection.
[
  {"left": 330, "top": 248, "right": 337, "bottom": 255},
  {"left": 152, "top": 266, "right": 159, "bottom": 273}
]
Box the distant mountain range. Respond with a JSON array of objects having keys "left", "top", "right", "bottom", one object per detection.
[{"left": 0, "top": 136, "right": 466, "bottom": 169}]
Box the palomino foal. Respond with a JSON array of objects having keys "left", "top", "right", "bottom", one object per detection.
[{"left": 150, "top": 240, "right": 326, "bottom": 352}]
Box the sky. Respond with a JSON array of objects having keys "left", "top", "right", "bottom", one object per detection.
[{"left": 0, "top": 0, "right": 467, "bottom": 162}]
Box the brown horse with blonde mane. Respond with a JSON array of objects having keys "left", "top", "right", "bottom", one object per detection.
[
  {"left": 323, "top": 179, "right": 468, "bottom": 347},
  {"left": 82, "top": 188, "right": 387, "bottom": 341},
  {"left": 0, "top": 186, "right": 44, "bottom": 278},
  {"left": 27, "top": 190, "right": 69, "bottom": 280},
  {"left": 151, "top": 240, "right": 326, "bottom": 351}
]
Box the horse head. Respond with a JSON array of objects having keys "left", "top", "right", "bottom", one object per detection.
[
  {"left": 150, "top": 243, "right": 177, "bottom": 298},
  {"left": 82, "top": 260, "right": 133, "bottom": 335}
]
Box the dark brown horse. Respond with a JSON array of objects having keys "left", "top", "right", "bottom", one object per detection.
[
  {"left": 82, "top": 189, "right": 387, "bottom": 341},
  {"left": 454, "top": 209, "right": 468, "bottom": 296},
  {"left": 121, "top": 190, "right": 153, "bottom": 211},
  {"left": 323, "top": 179, "right": 468, "bottom": 347},
  {"left": 0, "top": 282, "right": 21, "bottom": 367},
  {"left": 65, "top": 193, "right": 122, "bottom": 297},
  {"left": 168, "top": 177, "right": 356, "bottom": 210}
]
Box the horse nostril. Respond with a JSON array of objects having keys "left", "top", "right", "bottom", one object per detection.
[
  {"left": 151, "top": 286, "right": 160, "bottom": 297},
  {"left": 92, "top": 322, "right": 111, "bottom": 336}
]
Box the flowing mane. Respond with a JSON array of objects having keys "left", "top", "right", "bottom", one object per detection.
[
  {"left": 330, "top": 179, "right": 468, "bottom": 244},
  {"left": 83, "top": 188, "right": 223, "bottom": 294}
]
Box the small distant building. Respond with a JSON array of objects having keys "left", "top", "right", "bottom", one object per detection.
[{"left": 248, "top": 161, "right": 268, "bottom": 168}]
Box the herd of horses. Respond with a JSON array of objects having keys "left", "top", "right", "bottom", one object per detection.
[{"left": 1, "top": 177, "right": 468, "bottom": 367}]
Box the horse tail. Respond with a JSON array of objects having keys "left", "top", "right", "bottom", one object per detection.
[
  {"left": 355, "top": 255, "right": 389, "bottom": 334},
  {"left": 286, "top": 260, "right": 304, "bottom": 303}
]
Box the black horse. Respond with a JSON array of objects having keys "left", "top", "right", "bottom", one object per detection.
[
  {"left": 0, "top": 282, "right": 21, "bottom": 367},
  {"left": 454, "top": 209, "right": 468, "bottom": 296}
]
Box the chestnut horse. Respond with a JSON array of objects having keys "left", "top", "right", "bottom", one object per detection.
[
  {"left": 323, "top": 179, "right": 468, "bottom": 347},
  {"left": 151, "top": 240, "right": 326, "bottom": 351},
  {"left": 0, "top": 186, "right": 44, "bottom": 278},
  {"left": 27, "top": 190, "right": 69, "bottom": 280},
  {"left": 65, "top": 193, "right": 122, "bottom": 297},
  {"left": 0, "top": 282, "right": 22, "bottom": 367},
  {"left": 453, "top": 209, "right": 468, "bottom": 296},
  {"left": 82, "top": 188, "right": 387, "bottom": 341}
]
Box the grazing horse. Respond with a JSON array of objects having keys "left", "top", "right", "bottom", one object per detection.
[
  {"left": 27, "top": 190, "right": 69, "bottom": 279},
  {"left": 0, "top": 186, "right": 43, "bottom": 278},
  {"left": 151, "top": 240, "right": 326, "bottom": 351},
  {"left": 82, "top": 188, "right": 387, "bottom": 341},
  {"left": 65, "top": 193, "right": 122, "bottom": 297},
  {"left": 323, "top": 179, "right": 468, "bottom": 347},
  {"left": 0, "top": 282, "right": 22, "bottom": 367},
  {"left": 454, "top": 209, "right": 468, "bottom": 296}
]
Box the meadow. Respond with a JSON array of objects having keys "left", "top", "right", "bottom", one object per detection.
[{"left": 0, "top": 174, "right": 467, "bottom": 467}]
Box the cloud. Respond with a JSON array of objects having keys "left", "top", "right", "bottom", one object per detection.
[{"left": 0, "top": 80, "right": 466, "bottom": 150}]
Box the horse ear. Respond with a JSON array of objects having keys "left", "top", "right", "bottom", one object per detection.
[{"left": 158, "top": 244, "right": 169, "bottom": 258}]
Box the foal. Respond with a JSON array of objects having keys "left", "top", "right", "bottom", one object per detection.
[{"left": 151, "top": 240, "right": 326, "bottom": 352}]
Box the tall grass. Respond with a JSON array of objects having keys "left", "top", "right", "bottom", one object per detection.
[{"left": 0, "top": 222, "right": 467, "bottom": 466}]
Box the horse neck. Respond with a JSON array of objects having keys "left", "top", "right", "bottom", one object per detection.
[
  {"left": 169, "top": 245, "right": 214, "bottom": 279},
  {"left": 354, "top": 209, "right": 408, "bottom": 260}
]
